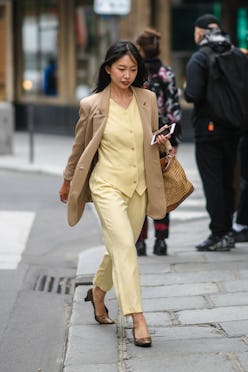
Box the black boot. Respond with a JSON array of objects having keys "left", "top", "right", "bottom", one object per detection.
[
  {"left": 233, "top": 228, "right": 248, "bottom": 243},
  {"left": 136, "top": 241, "right": 147, "bottom": 256},
  {"left": 153, "top": 239, "right": 167, "bottom": 255}
]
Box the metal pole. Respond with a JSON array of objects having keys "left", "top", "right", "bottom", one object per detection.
[
  {"left": 27, "top": 103, "right": 34, "bottom": 163},
  {"left": 109, "top": 16, "right": 119, "bottom": 43}
]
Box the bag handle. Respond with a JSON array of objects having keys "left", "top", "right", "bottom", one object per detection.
[{"left": 160, "top": 153, "right": 174, "bottom": 172}]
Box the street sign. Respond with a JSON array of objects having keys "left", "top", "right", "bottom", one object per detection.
[{"left": 94, "top": 0, "right": 131, "bottom": 16}]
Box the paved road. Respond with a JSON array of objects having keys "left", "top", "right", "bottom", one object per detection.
[
  {"left": 0, "top": 168, "right": 101, "bottom": 372},
  {"left": 1, "top": 132, "right": 248, "bottom": 372}
]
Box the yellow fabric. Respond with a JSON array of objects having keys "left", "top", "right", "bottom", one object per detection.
[
  {"left": 89, "top": 96, "right": 148, "bottom": 315},
  {"left": 93, "top": 96, "right": 146, "bottom": 197},
  {"left": 90, "top": 180, "right": 146, "bottom": 315}
]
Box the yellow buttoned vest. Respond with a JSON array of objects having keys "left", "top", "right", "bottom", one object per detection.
[{"left": 92, "top": 96, "right": 146, "bottom": 197}]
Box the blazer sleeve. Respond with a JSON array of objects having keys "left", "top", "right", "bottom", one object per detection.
[{"left": 63, "top": 100, "right": 90, "bottom": 180}]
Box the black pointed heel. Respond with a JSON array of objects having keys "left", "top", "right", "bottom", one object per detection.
[{"left": 84, "top": 288, "right": 115, "bottom": 325}]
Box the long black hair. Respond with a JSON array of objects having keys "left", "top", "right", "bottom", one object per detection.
[{"left": 93, "top": 40, "right": 147, "bottom": 93}]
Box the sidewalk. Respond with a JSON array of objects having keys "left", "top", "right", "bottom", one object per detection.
[
  {"left": 0, "top": 131, "right": 74, "bottom": 176},
  {"left": 1, "top": 132, "right": 248, "bottom": 372}
]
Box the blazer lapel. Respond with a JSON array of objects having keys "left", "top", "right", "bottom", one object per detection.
[
  {"left": 91, "top": 85, "right": 110, "bottom": 134},
  {"left": 132, "top": 87, "right": 148, "bottom": 120},
  {"left": 133, "top": 87, "right": 158, "bottom": 128},
  {"left": 132, "top": 87, "right": 158, "bottom": 150}
]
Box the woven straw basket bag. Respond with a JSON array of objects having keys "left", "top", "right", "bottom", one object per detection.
[{"left": 161, "top": 155, "right": 194, "bottom": 212}]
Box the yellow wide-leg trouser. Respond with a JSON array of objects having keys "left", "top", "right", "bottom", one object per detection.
[{"left": 90, "top": 178, "right": 146, "bottom": 316}]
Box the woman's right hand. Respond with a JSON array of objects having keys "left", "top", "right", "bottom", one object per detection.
[{"left": 59, "top": 179, "right": 70, "bottom": 203}]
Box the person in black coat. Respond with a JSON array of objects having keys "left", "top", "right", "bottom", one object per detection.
[
  {"left": 232, "top": 48, "right": 248, "bottom": 243},
  {"left": 184, "top": 14, "right": 240, "bottom": 251}
]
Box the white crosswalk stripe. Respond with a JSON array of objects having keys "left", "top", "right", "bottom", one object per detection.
[
  {"left": 171, "top": 209, "right": 208, "bottom": 221},
  {"left": 0, "top": 211, "right": 35, "bottom": 270},
  {"left": 171, "top": 192, "right": 208, "bottom": 221}
]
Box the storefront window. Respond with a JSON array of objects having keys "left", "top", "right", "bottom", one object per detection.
[
  {"left": 18, "top": 0, "right": 114, "bottom": 102},
  {"left": 75, "top": 1, "right": 110, "bottom": 98},
  {"left": 21, "top": 0, "right": 58, "bottom": 97}
]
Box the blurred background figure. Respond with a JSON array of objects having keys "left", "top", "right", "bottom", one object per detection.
[
  {"left": 135, "top": 28, "right": 182, "bottom": 256},
  {"left": 233, "top": 47, "right": 248, "bottom": 243},
  {"left": 184, "top": 14, "right": 240, "bottom": 252},
  {"left": 42, "top": 57, "right": 57, "bottom": 96}
]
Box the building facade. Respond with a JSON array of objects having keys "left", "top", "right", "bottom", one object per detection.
[{"left": 0, "top": 0, "right": 247, "bottom": 137}]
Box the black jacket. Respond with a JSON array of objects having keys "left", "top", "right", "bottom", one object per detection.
[{"left": 184, "top": 29, "right": 236, "bottom": 142}]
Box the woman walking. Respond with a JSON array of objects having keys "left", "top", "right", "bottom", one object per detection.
[{"left": 59, "top": 40, "right": 171, "bottom": 347}]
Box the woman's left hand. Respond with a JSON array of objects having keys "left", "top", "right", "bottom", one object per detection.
[{"left": 155, "top": 133, "right": 171, "bottom": 145}]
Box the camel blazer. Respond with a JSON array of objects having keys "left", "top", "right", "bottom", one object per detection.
[{"left": 64, "top": 85, "right": 171, "bottom": 226}]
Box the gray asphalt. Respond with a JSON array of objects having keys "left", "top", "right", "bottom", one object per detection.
[{"left": 1, "top": 131, "right": 248, "bottom": 372}]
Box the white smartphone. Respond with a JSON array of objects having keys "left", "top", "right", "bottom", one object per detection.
[{"left": 151, "top": 123, "right": 176, "bottom": 145}]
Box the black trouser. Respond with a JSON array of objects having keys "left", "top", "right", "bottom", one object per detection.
[
  {"left": 137, "top": 213, "right": 169, "bottom": 241},
  {"left": 195, "top": 137, "right": 239, "bottom": 236},
  {"left": 236, "top": 135, "right": 248, "bottom": 226}
]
